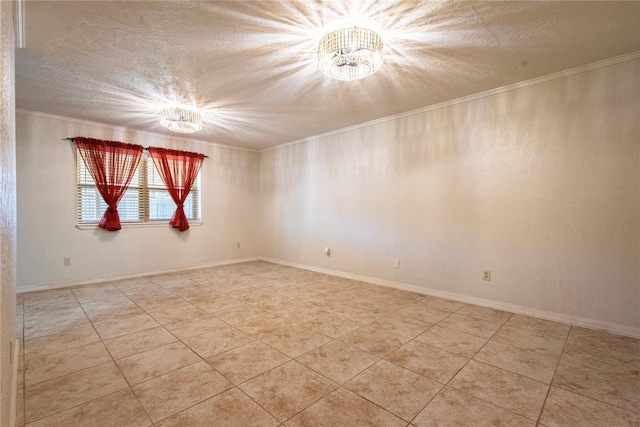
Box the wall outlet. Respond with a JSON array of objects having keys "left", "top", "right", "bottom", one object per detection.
[
  {"left": 483, "top": 270, "right": 491, "bottom": 281},
  {"left": 323, "top": 247, "right": 331, "bottom": 256},
  {"left": 393, "top": 258, "right": 400, "bottom": 269},
  {"left": 63, "top": 257, "right": 71, "bottom": 267}
]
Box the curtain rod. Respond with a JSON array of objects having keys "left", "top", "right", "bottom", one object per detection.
[{"left": 62, "top": 137, "right": 209, "bottom": 158}]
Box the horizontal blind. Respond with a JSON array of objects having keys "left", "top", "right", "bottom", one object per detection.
[{"left": 146, "top": 160, "right": 200, "bottom": 221}]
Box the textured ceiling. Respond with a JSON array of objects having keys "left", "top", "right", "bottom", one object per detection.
[{"left": 15, "top": 1, "right": 640, "bottom": 150}]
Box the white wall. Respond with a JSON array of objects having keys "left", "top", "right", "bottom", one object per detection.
[
  {"left": 16, "top": 112, "right": 260, "bottom": 290},
  {"left": 16, "top": 57, "right": 640, "bottom": 332},
  {"left": 0, "top": 1, "right": 17, "bottom": 425},
  {"left": 259, "top": 58, "right": 640, "bottom": 329}
]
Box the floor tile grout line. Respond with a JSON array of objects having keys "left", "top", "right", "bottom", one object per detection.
[
  {"left": 277, "top": 382, "right": 341, "bottom": 425},
  {"left": 158, "top": 297, "right": 334, "bottom": 392},
  {"left": 535, "top": 324, "right": 573, "bottom": 425},
  {"left": 20, "top": 360, "right": 127, "bottom": 425},
  {"left": 501, "top": 316, "right": 572, "bottom": 340},
  {"left": 336, "top": 384, "right": 414, "bottom": 425},
  {"left": 97, "top": 277, "right": 249, "bottom": 425},
  {"left": 443, "top": 382, "right": 544, "bottom": 424},
  {"left": 457, "top": 358, "right": 551, "bottom": 423},
  {"left": 186, "top": 289, "right": 346, "bottom": 424},
  {"left": 190, "top": 283, "right": 401, "bottom": 423},
  {"left": 23, "top": 290, "right": 105, "bottom": 423},
  {"left": 19, "top": 263, "right": 640, "bottom": 426},
  {"left": 464, "top": 309, "right": 562, "bottom": 379},
  {"left": 234, "top": 385, "right": 283, "bottom": 425},
  {"left": 147, "top": 382, "right": 283, "bottom": 425},
  {"left": 549, "top": 374, "right": 640, "bottom": 415},
  {"left": 146, "top": 381, "right": 236, "bottom": 425},
  {"left": 466, "top": 350, "right": 558, "bottom": 385},
  {"left": 110, "top": 305, "right": 255, "bottom": 386},
  {"left": 211, "top": 348, "right": 292, "bottom": 388},
  {"left": 331, "top": 343, "right": 444, "bottom": 425},
  {"left": 75, "top": 289, "right": 156, "bottom": 425},
  {"left": 544, "top": 327, "right": 640, "bottom": 416},
  {"left": 393, "top": 308, "right": 497, "bottom": 385},
  {"left": 409, "top": 310, "right": 551, "bottom": 423},
  {"left": 406, "top": 382, "right": 446, "bottom": 426}
]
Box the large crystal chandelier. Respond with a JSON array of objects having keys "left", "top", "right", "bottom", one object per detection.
[
  {"left": 318, "top": 25, "right": 384, "bottom": 81},
  {"left": 159, "top": 107, "right": 203, "bottom": 133}
]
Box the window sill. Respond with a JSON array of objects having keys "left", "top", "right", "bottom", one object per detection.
[{"left": 75, "top": 221, "right": 203, "bottom": 230}]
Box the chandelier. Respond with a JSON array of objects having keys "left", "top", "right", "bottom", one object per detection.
[
  {"left": 159, "top": 107, "right": 203, "bottom": 133},
  {"left": 318, "top": 26, "right": 384, "bottom": 81}
]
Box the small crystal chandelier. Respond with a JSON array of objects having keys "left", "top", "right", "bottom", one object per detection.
[
  {"left": 159, "top": 107, "right": 203, "bottom": 133},
  {"left": 318, "top": 25, "right": 384, "bottom": 81}
]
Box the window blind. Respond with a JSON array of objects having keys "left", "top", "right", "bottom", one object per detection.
[{"left": 77, "top": 151, "right": 201, "bottom": 225}]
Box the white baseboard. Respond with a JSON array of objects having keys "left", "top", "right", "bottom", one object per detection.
[
  {"left": 16, "top": 255, "right": 639, "bottom": 339},
  {"left": 17, "top": 256, "right": 260, "bottom": 294},
  {"left": 9, "top": 339, "right": 20, "bottom": 427},
  {"left": 260, "top": 257, "right": 640, "bottom": 339}
]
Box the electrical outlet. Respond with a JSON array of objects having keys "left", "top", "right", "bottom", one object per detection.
[
  {"left": 323, "top": 247, "right": 331, "bottom": 256},
  {"left": 483, "top": 270, "right": 491, "bottom": 281},
  {"left": 393, "top": 258, "right": 400, "bottom": 269},
  {"left": 63, "top": 257, "right": 71, "bottom": 267}
]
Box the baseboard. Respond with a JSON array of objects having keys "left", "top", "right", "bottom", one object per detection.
[
  {"left": 16, "top": 255, "right": 640, "bottom": 338},
  {"left": 9, "top": 339, "right": 20, "bottom": 427},
  {"left": 260, "top": 257, "right": 640, "bottom": 339},
  {"left": 17, "top": 256, "right": 261, "bottom": 294}
]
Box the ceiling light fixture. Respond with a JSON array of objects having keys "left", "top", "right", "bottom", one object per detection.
[
  {"left": 318, "top": 25, "right": 383, "bottom": 81},
  {"left": 159, "top": 107, "right": 203, "bottom": 133}
]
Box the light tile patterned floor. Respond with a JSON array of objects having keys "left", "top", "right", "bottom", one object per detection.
[{"left": 15, "top": 261, "right": 640, "bottom": 426}]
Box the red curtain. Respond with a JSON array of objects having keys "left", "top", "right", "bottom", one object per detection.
[
  {"left": 75, "top": 137, "right": 143, "bottom": 231},
  {"left": 148, "top": 147, "right": 204, "bottom": 231}
]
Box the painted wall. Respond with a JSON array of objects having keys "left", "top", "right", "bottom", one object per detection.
[
  {"left": 15, "top": 57, "right": 640, "bottom": 331},
  {"left": 16, "top": 112, "right": 260, "bottom": 290},
  {"left": 0, "top": 1, "right": 17, "bottom": 425},
  {"left": 259, "top": 58, "right": 640, "bottom": 329}
]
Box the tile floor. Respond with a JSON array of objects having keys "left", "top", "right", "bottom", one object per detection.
[{"left": 15, "top": 261, "right": 640, "bottom": 426}]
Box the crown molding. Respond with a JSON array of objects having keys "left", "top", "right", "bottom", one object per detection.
[
  {"left": 15, "top": 109, "right": 258, "bottom": 153},
  {"left": 261, "top": 51, "right": 640, "bottom": 153}
]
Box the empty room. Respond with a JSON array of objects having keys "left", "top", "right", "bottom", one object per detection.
[{"left": 0, "top": 1, "right": 639, "bottom": 426}]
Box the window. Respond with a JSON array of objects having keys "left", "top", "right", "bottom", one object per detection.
[{"left": 77, "top": 151, "right": 200, "bottom": 225}]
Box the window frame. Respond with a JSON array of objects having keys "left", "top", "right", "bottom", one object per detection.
[{"left": 76, "top": 150, "right": 202, "bottom": 229}]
